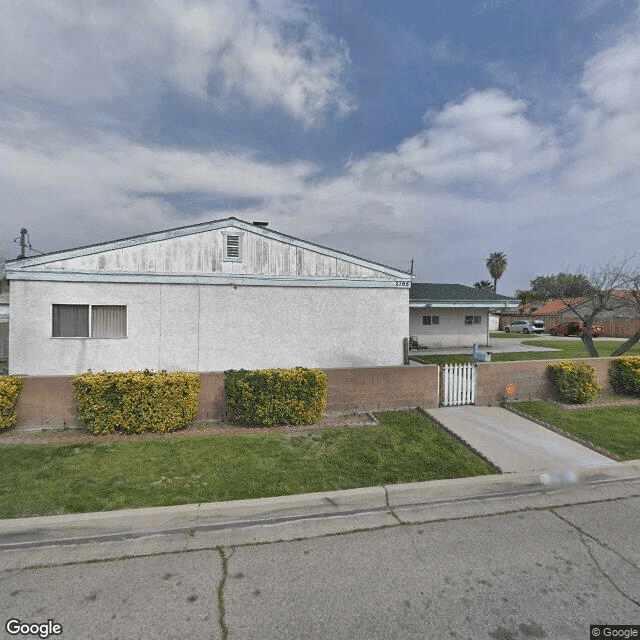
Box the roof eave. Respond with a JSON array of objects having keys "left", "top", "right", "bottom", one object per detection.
[{"left": 410, "top": 299, "right": 519, "bottom": 309}]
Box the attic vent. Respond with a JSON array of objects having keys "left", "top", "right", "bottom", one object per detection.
[
  {"left": 223, "top": 231, "right": 243, "bottom": 261},
  {"left": 252, "top": 221, "right": 268, "bottom": 227},
  {"left": 226, "top": 235, "right": 240, "bottom": 257}
]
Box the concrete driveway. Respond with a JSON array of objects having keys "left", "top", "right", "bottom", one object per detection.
[
  {"left": 411, "top": 338, "right": 560, "bottom": 356},
  {"left": 427, "top": 405, "right": 618, "bottom": 474}
]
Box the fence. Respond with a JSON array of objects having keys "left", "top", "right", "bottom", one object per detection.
[
  {"left": 499, "top": 314, "right": 640, "bottom": 338},
  {"left": 441, "top": 363, "right": 476, "bottom": 406}
]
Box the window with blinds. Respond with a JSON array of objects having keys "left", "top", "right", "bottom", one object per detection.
[
  {"left": 52, "top": 305, "right": 89, "bottom": 337},
  {"left": 52, "top": 304, "right": 126, "bottom": 338},
  {"left": 91, "top": 306, "right": 126, "bottom": 337}
]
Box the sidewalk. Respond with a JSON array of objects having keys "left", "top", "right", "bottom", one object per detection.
[{"left": 2, "top": 460, "right": 640, "bottom": 570}]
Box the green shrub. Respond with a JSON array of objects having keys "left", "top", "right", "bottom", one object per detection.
[
  {"left": 0, "top": 376, "right": 24, "bottom": 430},
  {"left": 71, "top": 370, "right": 200, "bottom": 435},
  {"left": 224, "top": 367, "right": 328, "bottom": 426},
  {"left": 610, "top": 356, "right": 640, "bottom": 397},
  {"left": 547, "top": 360, "right": 602, "bottom": 404}
]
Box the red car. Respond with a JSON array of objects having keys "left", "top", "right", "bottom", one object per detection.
[{"left": 548, "top": 321, "right": 604, "bottom": 337}]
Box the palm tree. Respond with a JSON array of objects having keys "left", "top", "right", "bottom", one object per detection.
[
  {"left": 474, "top": 280, "right": 493, "bottom": 291},
  {"left": 486, "top": 252, "right": 508, "bottom": 293}
]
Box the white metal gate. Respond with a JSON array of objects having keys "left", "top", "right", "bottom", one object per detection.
[{"left": 441, "top": 363, "right": 476, "bottom": 406}]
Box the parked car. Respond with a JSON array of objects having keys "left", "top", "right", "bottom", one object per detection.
[
  {"left": 548, "top": 321, "right": 604, "bottom": 337},
  {"left": 503, "top": 320, "right": 545, "bottom": 334}
]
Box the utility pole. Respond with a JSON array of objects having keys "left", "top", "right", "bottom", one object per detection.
[{"left": 16, "top": 228, "right": 29, "bottom": 259}]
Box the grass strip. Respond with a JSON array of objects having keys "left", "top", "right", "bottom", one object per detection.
[
  {"left": 0, "top": 410, "right": 496, "bottom": 519},
  {"left": 515, "top": 401, "right": 640, "bottom": 461}
]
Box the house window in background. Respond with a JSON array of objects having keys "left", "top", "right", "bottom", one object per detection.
[
  {"left": 422, "top": 315, "right": 440, "bottom": 325},
  {"left": 52, "top": 304, "right": 126, "bottom": 338}
]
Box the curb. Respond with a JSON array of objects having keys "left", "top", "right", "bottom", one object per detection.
[{"left": 1, "top": 461, "right": 640, "bottom": 551}]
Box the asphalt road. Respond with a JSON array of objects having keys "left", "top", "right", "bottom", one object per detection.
[{"left": 2, "top": 493, "right": 639, "bottom": 640}]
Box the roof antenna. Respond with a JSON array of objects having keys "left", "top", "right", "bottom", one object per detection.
[{"left": 13, "top": 228, "right": 45, "bottom": 259}]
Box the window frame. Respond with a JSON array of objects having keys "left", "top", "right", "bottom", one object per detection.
[
  {"left": 422, "top": 315, "right": 440, "bottom": 326},
  {"left": 51, "top": 304, "right": 127, "bottom": 339}
]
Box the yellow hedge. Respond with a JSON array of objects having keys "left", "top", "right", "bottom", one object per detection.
[
  {"left": 547, "top": 360, "right": 602, "bottom": 404},
  {"left": 224, "top": 367, "right": 328, "bottom": 426},
  {"left": 610, "top": 355, "right": 640, "bottom": 397},
  {"left": 71, "top": 370, "right": 200, "bottom": 435},
  {"left": 0, "top": 376, "right": 24, "bottom": 430}
]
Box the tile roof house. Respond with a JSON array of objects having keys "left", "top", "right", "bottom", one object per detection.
[
  {"left": 410, "top": 283, "right": 519, "bottom": 348},
  {"left": 503, "top": 291, "right": 640, "bottom": 337},
  {"left": 6, "top": 217, "right": 413, "bottom": 375}
]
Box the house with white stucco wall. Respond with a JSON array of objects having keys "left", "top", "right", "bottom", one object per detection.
[
  {"left": 6, "top": 218, "right": 412, "bottom": 376},
  {"left": 410, "top": 283, "right": 519, "bottom": 348}
]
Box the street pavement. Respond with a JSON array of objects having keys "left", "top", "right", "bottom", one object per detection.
[
  {"left": 2, "top": 484, "right": 639, "bottom": 640},
  {"left": 1, "top": 364, "right": 638, "bottom": 639}
]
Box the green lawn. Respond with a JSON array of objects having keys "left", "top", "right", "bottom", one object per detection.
[
  {"left": 412, "top": 338, "right": 640, "bottom": 366},
  {"left": 515, "top": 401, "right": 640, "bottom": 461},
  {"left": 0, "top": 410, "right": 496, "bottom": 519}
]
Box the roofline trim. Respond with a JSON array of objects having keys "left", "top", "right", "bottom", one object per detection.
[
  {"left": 7, "top": 269, "right": 413, "bottom": 289},
  {"left": 410, "top": 300, "right": 519, "bottom": 308}
]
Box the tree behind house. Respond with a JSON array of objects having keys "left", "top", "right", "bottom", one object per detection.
[
  {"left": 531, "top": 257, "right": 639, "bottom": 357},
  {"left": 486, "top": 252, "right": 507, "bottom": 293}
]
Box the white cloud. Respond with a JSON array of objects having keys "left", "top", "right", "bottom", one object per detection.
[
  {"left": 0, "top": 115, "right": 318, "bottom": 249},
  {"left": 346, "top": 90, "right": 560, "bottom": 188},
  {"left": 564, "top": 21, "right": 640, "bottom": 189},
  {"left": 0, "top": 0, "right": 353, "bottom": 125}
]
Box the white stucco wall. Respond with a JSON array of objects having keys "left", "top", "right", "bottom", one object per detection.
[
  {"left": 409, "top": 308, "right": 490, "bottom": 347},
  {"left": 9, "top": 280, "right": 408, "bottom": 375}
]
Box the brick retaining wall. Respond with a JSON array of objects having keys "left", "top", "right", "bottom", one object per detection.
[
  {"left": 476, "top": 357, "right": 616, "bottom": 405},
  {"left": 13, "top": 365, "right": 441, "bottom": 428},
  {"left": 324, "top": 365, "right": 439, "bottom": 412},
  {"left": 11, "top": 358, "right": 623, "bottom": 428}
]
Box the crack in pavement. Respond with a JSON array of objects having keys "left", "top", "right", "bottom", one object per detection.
[
  {"left": 217, "top": 547, "right": 231, "bottom": 639},
  {"left": 382, "top": 485, "right": 403, "bottom": 524},
  {"left": 551, "top": 509, "right": 640, "bottom": 609}
]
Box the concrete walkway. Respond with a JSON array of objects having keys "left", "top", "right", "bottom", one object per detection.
[{"left": 427, "top": 405, "right": 618, "bottom": 474}]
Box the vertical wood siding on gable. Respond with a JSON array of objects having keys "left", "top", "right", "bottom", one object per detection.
[{"left": 32, "top": 229, "right": 391, "bottom": 278}]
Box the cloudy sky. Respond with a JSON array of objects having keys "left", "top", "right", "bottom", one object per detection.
[{"left": 1, "top": 0, "right": 639, "bottom": 294}]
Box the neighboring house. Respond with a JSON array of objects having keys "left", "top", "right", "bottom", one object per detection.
[
  {"left": 499, "top": 293, "right": 640, "bottom": 337},
  {"left": 410, "top": 283, "right": 519, "bottom": 348},
  {"left": 530, "top": 293, "right": 639, "bottom": 338},
  {"left": 6, "top": 217, "right": 412, "bottom": 376}
]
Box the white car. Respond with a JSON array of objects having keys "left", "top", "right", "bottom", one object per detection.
[{"left": 504, "top": 320, "right": 545, "bottom": 334}]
